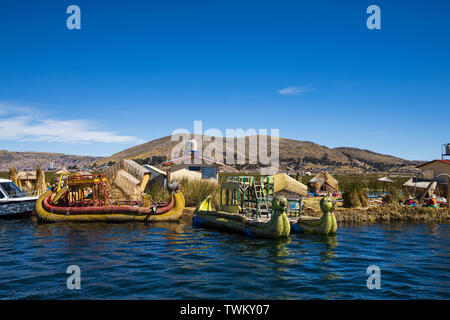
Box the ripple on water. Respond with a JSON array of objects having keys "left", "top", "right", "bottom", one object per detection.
[{"left": 0, "top": 219, "right": 448, "bottom": 299}]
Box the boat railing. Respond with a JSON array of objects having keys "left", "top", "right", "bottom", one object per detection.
[
  {"left": 286, "top": 199, "right": 302, "bottom": 217},
  {"left": 22, "top": 189, "right": 48, "bottom": 198},
  {"left": 108, "top": 194, "right": 153, "bottom": 207}
]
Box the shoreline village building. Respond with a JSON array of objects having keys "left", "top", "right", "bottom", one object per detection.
[
  {"left": 403, "top": 160, "right": 450, "bottom": 200},
  {"left": 143, "top": 164, "right": 168, "bottom": 188},
  {"left": 159, "top": 154, "right": 235, "bottom": 181}
]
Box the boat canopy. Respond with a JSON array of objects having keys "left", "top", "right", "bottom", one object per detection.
[{"left": 0, "top": 180, "right": 26, "bottom": 199}]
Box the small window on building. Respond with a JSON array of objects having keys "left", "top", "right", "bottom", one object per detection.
[
  {"left": 202, "top": 167, "right": 217, "bottom": 180},
  {"left": 189, "top": 166, "right": 201, "bottom": 171}
]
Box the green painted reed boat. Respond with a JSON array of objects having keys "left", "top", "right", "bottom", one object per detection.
[
  {"left": 193, "top": 174, "right": 337, "bottom": 237},
  {"left": 290, "top": 196, "right": 338, "bottom": 235},
  {"left": 192, "top": 174, "right": 306, "bottom": 238},
  {"left": 193, "top": 194, "right": 290, "bottom": 239}
]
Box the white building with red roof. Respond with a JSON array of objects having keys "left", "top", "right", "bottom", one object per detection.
[
  {"left": 403, "top": 160, "right": 450, "bottom": 201},
  {"left": 159, "top": 153, "right": 236, "bottom": 181}
]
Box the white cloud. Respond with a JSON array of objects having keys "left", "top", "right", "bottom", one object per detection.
[
  {"left": 277, "top": 86, "right": 315, "bottom": 96},
  {"left": 0, "top": 102, "right": 144, "bottom": 144}
]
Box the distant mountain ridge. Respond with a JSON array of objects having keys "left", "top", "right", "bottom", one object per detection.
[
  {"left": 0, "top": 150, "right": 102, "bottom": 171},
  {"left": 98, "top": 135, "right": 423, "bottom": 173}
]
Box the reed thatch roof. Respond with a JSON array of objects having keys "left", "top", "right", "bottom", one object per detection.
[
  {"left": 402, "top": 178, "right": 435, "bottom": 190},
  {"left": 308, "top": 177, "right": 325, "bottom": 183},
  {"left": 14, "top": 166, "right": 47, "bottom": 194},
  {"left": 104, "top": 160, "right": 151, "bottom": 197},
  {"left": 56, "top": 167, "right": 70, "bottom": 175},
  {"left": 113, "top": 169, "right": 142, "bottom": 196},
  {"left": 143, "top": 164, "right": 166, "bottom": 176},
  {"left": 9, "top": 167, "right": 18, "bottom": 186},
  {"left": 308, "top": 171, "right": 339, "bottom": 192},
  {"left": 271, "top": 173, "right": 307, "bottom": 197},
  {"left": 32, "top": 165, "right": 47, "bottom": 196},
  {"left": 17, "top": 171, "right": 37, "bottom": 180},
  {"left": 105, "top": 159, "right": 150, "bottom": 182}
]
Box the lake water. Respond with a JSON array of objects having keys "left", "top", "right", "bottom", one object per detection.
[{"left": 0, "top": 217, "right": 448, "bottom": 299}]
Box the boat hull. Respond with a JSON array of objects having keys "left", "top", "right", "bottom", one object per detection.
[
  {"left": 0, "top": 199, "right": 36, "bottom": 218},
  {"left": 34, "top": 190, "right": 185, "bottom": 223},
  {"left": 291, "top": 211, "right": 337, "bottom": 235},
  {"left": 193, "top": 197, "right": 290, "bottom": 239}
]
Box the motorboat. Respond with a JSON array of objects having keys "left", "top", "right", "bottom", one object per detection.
[{"left": 0, "top": 178, "right": 39, "bottom": 218}]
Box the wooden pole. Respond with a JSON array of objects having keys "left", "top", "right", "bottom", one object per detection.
[
  {"left": 418, "top": 179, "right": 436, "bottom": 204},
  {"left": 436, "top": 174, "right": 450, "bottom": 209},
  {"left": 447, "top": 184, "right": 450, "bottom": 209}
]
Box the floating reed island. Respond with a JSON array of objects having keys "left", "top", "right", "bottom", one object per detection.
[
  {"left": 181, "top": 181, "right": 450, "bottom": 225},
  {"left": 298, "top": 171, "right": 450, "bottom": 224},
  {"left": 301, "top": 205, "right": 450, "bottom": 224},
  {"left": 183, "top": 204, "right": 450, "bottom": 224}
]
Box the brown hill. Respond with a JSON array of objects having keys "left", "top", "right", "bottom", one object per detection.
[
  {"left": 98, "top": 135, "right": 422, "bottom": 173},
  {"left": 333, "top": 147, "right": 408, "bottom": 165}
]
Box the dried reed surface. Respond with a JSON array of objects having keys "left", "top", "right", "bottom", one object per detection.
[
  {"left": 1, "top": 171, "right": 61, "bottom": 185},
  {"left": 303, "top": 205, "right": 450, "bottom": 224},
  {"left": 8, "top": 167, "right": 18, "bottom": 185},
  {"left": 32, "top": 165, "right": 47, "bottom": 196},
  {"left": 182, "top": 207, "right": 197, "bottom": 216},
  {"left": 179, "top": 178, "right": 220, "bottom": 208},
  {"left": 147, "top": 178, "right": 220, "bottom": 208}
]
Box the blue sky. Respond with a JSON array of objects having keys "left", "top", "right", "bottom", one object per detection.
[{"left": 0, "top": 0, "right": 449, "bottom": 160}]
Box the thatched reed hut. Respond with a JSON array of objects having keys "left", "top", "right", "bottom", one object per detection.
[
  {"left": 12, "top": 165, "right": 47, "bottom": 195},
  {"left": 160, "top": 154, "right": 235, "bottom": 181},
  {"left": 143, "top": 164, "right": 167, "bottom": 188},
  {"left": 271, "top": 173, "right": 307, "bottom": 197},
  {"left": 308, "top": 172, "right": 339, "bottom": 193},
  {"left": 32, "top": 165, "right": 47, "bottom": 196},
  {"left": 17, "top": 171, "right": 36, "bottom": 191},
  {"left": 112, "top": 170, "right": 143, "bottom": 201},
  {"left": 56, "top": 167, "right": 70, "bottom": 175},
  {"left": 105, "top": 160, "right": 151, "bottom": 200}
]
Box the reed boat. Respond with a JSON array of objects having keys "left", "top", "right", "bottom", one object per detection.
[
  {"left": 290, "top": 197, "right": 338, "bottom": 235},
  {"left": 193, "top": 194, "right": 290, "bottom": 239},
  {"left": 192, "top": 174, "right": 311, "bottom": 238},
  {"left": 0, "top": 178, "right": 39, "bottom": 218},
  {"left": 34, "top": 173, "right": 185, "bottom": 223}
]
